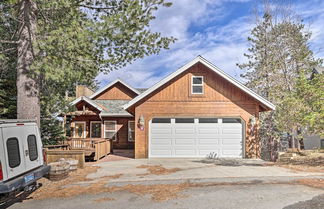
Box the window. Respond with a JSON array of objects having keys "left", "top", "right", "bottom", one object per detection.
[
  {"left": 175, "top": 118, "right": 195, "bottom": 123},
  {"left": 90, "top": 121, "right": 102, "bottom": 138},
  {"left": 321, "top": 139, "right": 324, "bottom": 149},
  {"left": 152, "top": 118, "right": 171, "bottom": 123},
  {"left": 65, "top": 122, "right": 71, "bottom": 137},
  {"left": 199, "top": 118, "right": 218, "bottom": 123},
  {"left": 27, "top": 135, "right": 38, "bottom": 161},
  {"left": 192, "top": 76, "right": 204, "bottom": 94},
  {"left": 104, "top": 121, "right": 117, "bottom": 141},
  {"left": 128, "top": 121, "right": 135, "bottom": 142},
  {"left": 7, "top": 137, "right": 21, "bottom": 168},
  {"left": 74, "top": 122, "right": 86, "bottom": 138},
  {"left": 222, "top": 118, "right": 241, "bottom": 123}
]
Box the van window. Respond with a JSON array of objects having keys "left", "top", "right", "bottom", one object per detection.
[
  {"left": 27, "top": 135, "right": 38, "bottom": 161},
  {"left": 7, "top": 138, "right": 21, "bottom": 168}
]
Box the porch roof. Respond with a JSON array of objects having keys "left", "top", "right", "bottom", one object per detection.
[{"left": 94, "top": 100, "right": 133, "bottom": 117}]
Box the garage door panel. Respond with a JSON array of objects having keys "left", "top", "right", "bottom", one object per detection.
[
  {"left": 151, "top": 128, "right": 172, "bottom": 134},
  {"left": 199, "top": 149, "right": 219, "bottom": 156},
  {"left": 174, "top": 139, "right": 195, "bottom": 145},
  {"left": 175, "top": 129, "right": 195, "bottom": 134},
  {"left": 222, "top": 128, "right": 242, "bottom": 134},
  {"left": 198, "top": 139, "right": 219, "bottom": 144},
  {"left": 174, "top": 149, "right": 196, "bottom": 156},
  {"left": 150, "top": 117, "right": 243, "bottom": 158},
  {"left": 151, "top": 138, "right": 172, "bottom": 145},
  {"left": 198, "top": 128, "right": 219, "bottom": 134},
  {"left": 150, "top": 149, "right": 172, "bottom": 156},
  {"left": 221, "top": 138, "right": 242, "bottom": 145}
]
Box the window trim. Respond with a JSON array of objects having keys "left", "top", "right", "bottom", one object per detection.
[
  {"left": 128, "top": 121, "right": 135, "bottom": 142},
  {"left": 104, "top": 120, "right": 117, "bottom": 141},
  {"left": 198, "top": 118, "right": 218, "bottom": 123},
  {"left": 90, "top": 121, "right": 102, "bottom": 138},
  {"left": 27, "top": 134, "right": 38, "bottom": 161},
  {"left": 6, "top": 137, "right": 21, "bottom": 168},
  {"left": 222, "top": 118, "right": 242, "bottom": 123},
  {"left": 175, "top": 118, "right": 195, "bottom": 123},
  {"left": 191, "top": 76, "right": 204, "bottom": 94},
  {"left": 74, "top": 121, "right": 86, "bottom": 138},
  {"left": 152, "top": 118, "right": 171, "bottom": 123}
]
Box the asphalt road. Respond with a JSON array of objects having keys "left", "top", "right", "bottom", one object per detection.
[{"left": 4, "top": 183, "right": 324, "bottom": 209}]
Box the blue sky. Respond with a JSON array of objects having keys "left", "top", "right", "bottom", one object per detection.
[{"left": 97, "top": 0, "right": 324, "bottom": 88}]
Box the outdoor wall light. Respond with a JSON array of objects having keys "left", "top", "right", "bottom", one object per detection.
[
  {"left": 250, "top": 116, "right": 256, "bottom": 127},
  {"left": 138, "top": 115, "right": 145, "bottom": 131}
]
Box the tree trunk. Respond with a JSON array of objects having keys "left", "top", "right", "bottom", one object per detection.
[{"left": 16, "top": 0, "right": 40, "bottom": 125}]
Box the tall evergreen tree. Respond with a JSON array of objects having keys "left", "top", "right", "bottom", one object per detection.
[
  {"left": 0, "top": 3, "right": 17, "bottom": 119},
  {"left": 0, "top": 0, "right": 175, "bottom": 126},
  {"left": 238, "top": 2, "right": 321, "bottom": 160}
]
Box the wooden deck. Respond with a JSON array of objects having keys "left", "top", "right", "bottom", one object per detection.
[{"left": 66, "top": 138, "right": 112, "bottom": 161}]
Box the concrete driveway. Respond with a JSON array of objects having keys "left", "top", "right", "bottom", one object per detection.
[
  {"left": 6, "top": 158, "right": 324, "bottom": 209},
  {"left": 87, "top": 158, "right": 323, "bottom": 185}
]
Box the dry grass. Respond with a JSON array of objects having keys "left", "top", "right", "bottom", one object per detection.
[
  {"left": 118, "top": 183, "right": 190, "bottom": 201},
  {"left": 29, "top": 163, "right": 324, "bottom": 203},
  {"left": 296, "top": 179, "right": 324, "bottom": 189},
  {"left": 136, "top": 165, "right": 182, "bottom": 176},
  {"left": 33, "top": 177, "right": 190, "bottom": 202},
  {"left": 30, "top": 165, "right": 122, "bottom": 200},
  {"left": 277, "top": 164, "right": 324, "bottom": 173},
  {"left": 94, "top": 197, "right": 115, "bottom": 203}
]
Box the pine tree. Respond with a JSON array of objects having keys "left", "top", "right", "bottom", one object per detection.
[
  {"left": 238, "top": 2, "right": 321, "bottom": 160},
  {"left": 0, "top": 0, "right": 176, "bottom": 126}
]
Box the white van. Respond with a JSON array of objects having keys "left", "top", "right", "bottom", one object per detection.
[{"left": 0, "top": 120, "right": 50, "bottom": 201}]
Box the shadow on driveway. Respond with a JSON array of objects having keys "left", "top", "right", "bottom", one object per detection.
[
  {"left": 192, "top": 158, "right": 272, "bottom": 167},
  {"left": 0, "top": 183, "right": 41, "bottom": 209}
]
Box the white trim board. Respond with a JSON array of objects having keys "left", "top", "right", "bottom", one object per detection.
[
  {"left": 89, "top": 79, "right": 140, "bottom": 99},
  {"left": 128, "top": 121, "right": 135, "bottom": 142},
  {"left": 70, "top": 96, "right": 104, "bottom": 112},
  {"left": 124, "top": 56, "right": 276, "bottom": 110}
]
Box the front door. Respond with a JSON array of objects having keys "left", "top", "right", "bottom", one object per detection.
[{"left": 74, "top": 122, "right": 86, "bottom": 138}]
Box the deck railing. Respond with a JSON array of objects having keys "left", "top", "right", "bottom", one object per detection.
[{"left": 66, "top": 138, "right": 112, "bottom": 161}]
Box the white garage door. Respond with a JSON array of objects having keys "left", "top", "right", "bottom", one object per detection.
[{"left": 149, "top": 118, "right": 243, "bottom": 158}]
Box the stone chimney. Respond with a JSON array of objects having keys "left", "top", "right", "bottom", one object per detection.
[{"left": 76, "top": 85, "right": 95, "bottom": 98}]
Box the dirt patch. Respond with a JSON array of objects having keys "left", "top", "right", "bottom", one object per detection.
[
  {"left": 118, "top": 183, "right": 190, "bottom": 201},
  {"left": 31, "top": 168, "right": 324, "bottom": 202},
  {"left": 94, "top": 197, "right": 115, "bottom": 203},
  {"left": 277, "top": 164, "right": 324, "bottom": 173},
  {"left": 30, "top": 165, "right": 122, "bottom": 200},
  {"left": 296, "top": 179, "right": 324, "bottom": 189},
  {"left": 136, "top": 165, "right": 182, "bottom": 176}
]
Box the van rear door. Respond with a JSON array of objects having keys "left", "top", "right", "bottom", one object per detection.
[
  {"left": 1, "top": 126, "right": 26, "bottom": 179},
  {"left": 20, "top": 124, "right": 43, "bottom": 171}
]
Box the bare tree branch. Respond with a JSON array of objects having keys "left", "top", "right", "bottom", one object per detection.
[
  {"left": 0, "top": 47, "right": 16, "bottom": 53},
  {"left": 77, "top": 4, "right": 116, "bottom": 10},
  {"left": 0, "top": 40, "right": 18, "bottom": 44}
]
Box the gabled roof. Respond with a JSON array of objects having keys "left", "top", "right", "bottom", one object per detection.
[
  {"left": 89, "top": 79, "right": 140, "bottom": 99},
  {"left": 124, "top": 56, "right": 276, "bottom": 110},
  {"left": 70, "top": 97, "right": 133, "bottom": 117},
  {"left": 71, "top": 96, "right": 104, "bottom": 112}
]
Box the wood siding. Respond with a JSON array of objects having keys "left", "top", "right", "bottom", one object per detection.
[
  {"left": 133, "top": 63, "right": 261, "bottom": 158},
  {"left": 93, "top": 82, "right": 138, "bottom": 100},
  {"left": 71, "top": 116, "right": 134, "bottom": 149}
]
